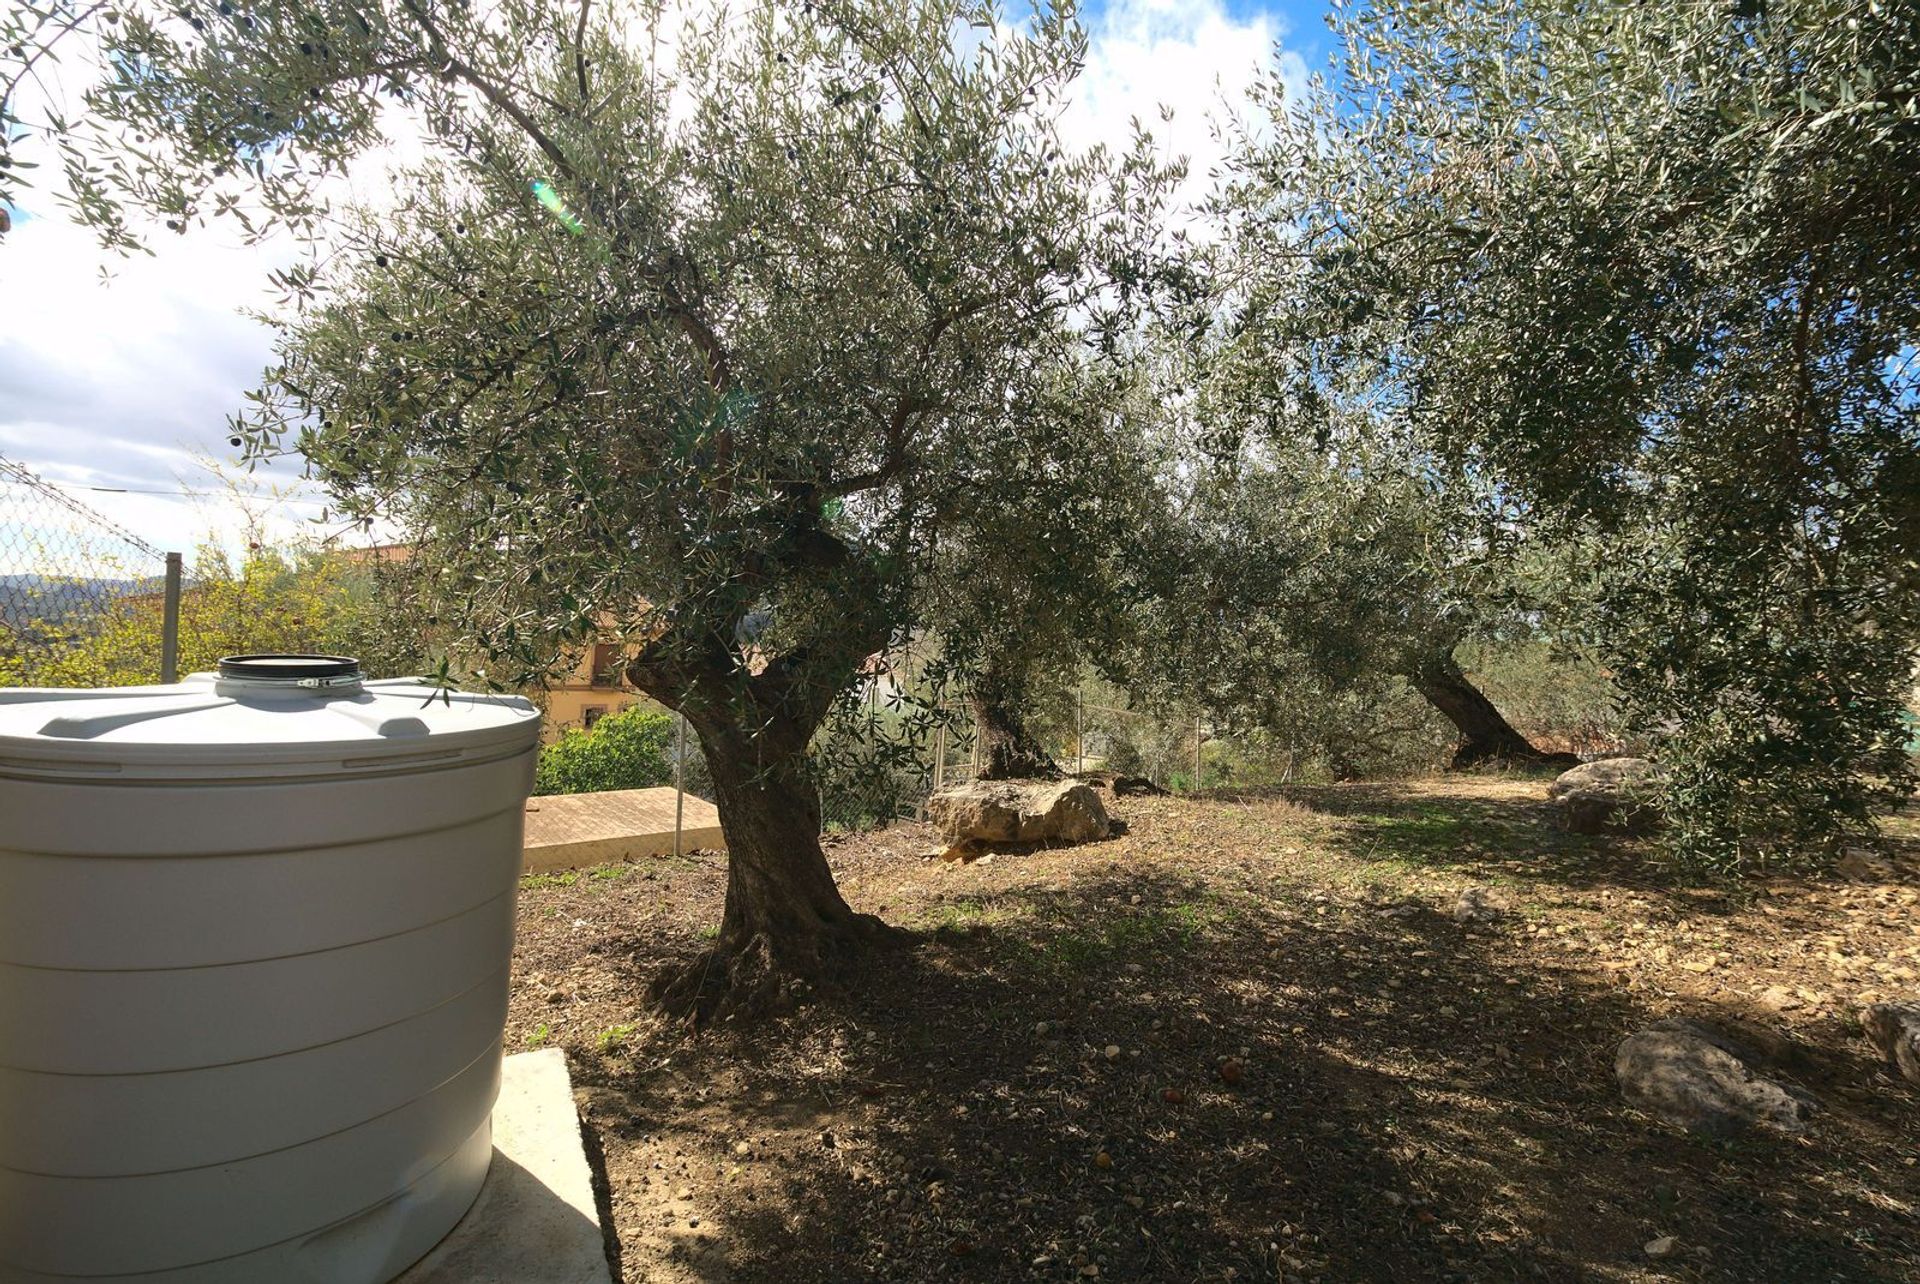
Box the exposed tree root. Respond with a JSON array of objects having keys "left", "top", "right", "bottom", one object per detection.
[
  {"left": 1449, "top": 741, "right": 1581, "bottom": 772},
  {"left": 650, "top": 911, "right": 908, "bottom": 1028}
]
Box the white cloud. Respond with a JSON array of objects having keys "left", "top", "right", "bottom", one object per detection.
[
  {"left": 0, "top": 1, "right": 1308, "bottom": 557},
  {"left": 0, "top": 213, "right": 336, "bottom": 559},
  {"left": 1067, "top": 0, "right": 1306, "bottom": 217}
]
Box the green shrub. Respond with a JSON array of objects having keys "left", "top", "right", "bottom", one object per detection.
[{"left": 533, "top": 706, "right": 674, "bottom": 796}]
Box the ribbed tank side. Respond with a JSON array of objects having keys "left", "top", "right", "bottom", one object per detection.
[{"left": 0, "top": 738, "right": 534, "bottom": 1282}]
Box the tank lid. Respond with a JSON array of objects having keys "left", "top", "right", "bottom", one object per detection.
[
  {"left": 0, "top": 673, "right": 542, "bottom": 781},
  {"left": 217, "top": 654, "right": 363, "bottom": 683}
]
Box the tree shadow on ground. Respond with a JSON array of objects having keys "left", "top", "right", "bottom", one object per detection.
[
  {"left": 1254, "top": 778, "right": 1766, "bottom": 910},
  {"left": 572, "top": 859, "right": 1918, "bottom": 1283}
]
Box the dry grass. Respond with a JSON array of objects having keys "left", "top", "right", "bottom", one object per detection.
[{"left": 509, "top": 775, "right": 1920, "bottom": 1283}]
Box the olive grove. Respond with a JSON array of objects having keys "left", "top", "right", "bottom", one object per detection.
[
  {"left": 3, "top": 0, "right": 1180, "bottom": 1017},
  {"left": 1211, "top": 0, "right": 1920, "bottom": 866},
  {"left": 6, "top": 0, "right": 1918, "bottom": 1033}
]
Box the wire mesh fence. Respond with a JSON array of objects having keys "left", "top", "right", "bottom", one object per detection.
[
  {"left": 1072, "top": 697, "right": 1202, "bottom": 788},
  {"left": 813, "top": 688, "right": 979, "bottom": 832},
  {"left": 0, "top": 454, "right": 182, "bottom": 687}
]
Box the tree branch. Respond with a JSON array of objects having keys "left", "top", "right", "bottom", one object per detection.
[
  {"left": 400, "top": 0, "right": 576, "bottom": 182},
  {"left": 573, "top": 0, "right": 592, "bottom": 102},
  {"left": 1, "top": 0, "right": 110, "bottom": 123}
]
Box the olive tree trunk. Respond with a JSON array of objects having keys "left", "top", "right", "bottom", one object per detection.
[
  {"left": 1409, "top": 647, "right": 1574, "bottom": 770},
  {"left": 967, "top": 660, "right": 1059, "bottom": 783},
  {"left": 651, "top": 712, "right": 888, "bottom": 1018},
  {"left": 634, "top": 609, "right": 898, "bottom": 1024},
  {"left": 970, "top": 687, "right": 1061, "bottom": 781}
]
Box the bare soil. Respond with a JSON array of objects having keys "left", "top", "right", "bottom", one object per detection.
[{"left": 507, "top": 776, "right": 1920, "bottom": 1283}]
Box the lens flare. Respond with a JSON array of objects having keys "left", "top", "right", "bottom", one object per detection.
[{"left": 530, "top": 180, "right": 585, "bottom": 234}]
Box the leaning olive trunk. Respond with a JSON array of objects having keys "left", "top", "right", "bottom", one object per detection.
[{"left": 1410, "top": 648, "right": 1572, "bottom": 770}]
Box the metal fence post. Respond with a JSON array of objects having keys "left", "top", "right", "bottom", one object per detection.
[
  {"left": 1075, "top": 690, "right": 1084, "bottom": 776},
  {"left": 160, "top": 552, "right": 183, "bottom": 684},
  {"left": 673, "top": 712, "right": 686, "bottom": 859},
  {"left": 1192, "top": 712, "right": 1203, "bottom": 792}
]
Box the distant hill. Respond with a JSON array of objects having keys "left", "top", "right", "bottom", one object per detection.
[{"left": 0, "top": 574, "right": 161, "bottom": 630}]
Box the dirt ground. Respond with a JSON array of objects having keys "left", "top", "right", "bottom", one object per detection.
[{"left": 506, "top": 776, "right": 1920, "bottom": 1284}]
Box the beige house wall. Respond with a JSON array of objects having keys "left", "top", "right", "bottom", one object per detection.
[
  {"left": 537, "top": 639, "right": 667, "bottom": 742},
  {"left": 542, "top": 687, "right": 670, "bottom": 742}
]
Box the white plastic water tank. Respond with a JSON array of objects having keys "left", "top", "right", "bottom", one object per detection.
[{"left": 0, "top": 656, "right": 542, "bottom": 1283}]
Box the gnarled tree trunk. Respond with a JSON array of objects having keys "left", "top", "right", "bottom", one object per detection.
[
  {"left": 969, "top": 663, "right": 1059, "bottom": 781},
  {"left": 649, "top": 709, "right": 892, "bottom": 1023},
  {"left": 631, "top": 576, "right": 900, "bottom": 1024},
  {"left": 1409, "top": 646, "right": 1576, "bottom": 770}
]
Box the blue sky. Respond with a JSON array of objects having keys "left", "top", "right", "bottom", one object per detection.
[
  {"left": 1216, "top": 0, "right": 1333, "bottom": 55},
  {"left": 0, "top": 0, "right": 1335, "bottom": 555},
  {"left": 1090, "top": 0, "right": 1327, "bottom": 29}
]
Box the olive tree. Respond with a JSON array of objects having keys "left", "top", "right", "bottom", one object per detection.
[
  {"left": 1230, "top": 435, "right": 1589, "bottom": 771},
  {"left": 1119, "top": 307, "right": 1590, "bottom": 778},
  {"left": 925, "top": 354, "right": 1174, "bottom": 780},
  {"left": 12, "top": 0, "right": 1176, "bottom": 1016},
  {"left": 1221, "top": 0, "right": 1920, "bottom": 866}
]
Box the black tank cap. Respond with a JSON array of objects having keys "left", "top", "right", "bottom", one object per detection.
[{"left": 217, "top": 654, "right": 363, "bottom": 681}]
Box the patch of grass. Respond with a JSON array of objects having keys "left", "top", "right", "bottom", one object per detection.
[
  {"left": 913, "top": 897, "right": 1032, "bottom": 933},
  {"left": 588, "top": 863, "right": 638, "bottom": 883},
  {"left": 596, "top": 1022, "right": 638, "bottom": 1052},
  {"left": 524, "top": 861, "right": 677, "bottom": 891},
  {"left": 1032, "top": 898, "right": 1234, "bottom": 973},
  {"left": 1353, "top": 852, "right": 1428, "bottom": 882},
  {"left": 697, "top": 924, "right": 722, "bottom": 940},
  {"left": 1354, "top": 811, "right": 1480, "bottom": 856},
  {"left": 1331, "top": 801, "right": 1604, "bottom": 883},
  {"left": 524, "top": 1022, "right": 551, "bottom": 1049}
]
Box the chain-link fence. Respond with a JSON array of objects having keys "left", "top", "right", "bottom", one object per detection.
[
  {"left": 0, "top": 454, "right": 183, "bottom": 687},
  {"left": 1070, "top": 697, "right": 1204, "bottom": 788},
  {"left": 813, "top": 685, "right": 979, "bottom": 831}
]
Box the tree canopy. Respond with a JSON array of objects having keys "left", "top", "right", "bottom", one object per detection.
[
  {"left": 1215, "top": 0, "right": 1920, "bottom": 866},
  {"left": 5, "top": 0, "right": 1180, "bottom": 1017},
  {"left": 7, "top": 0, "right": 1919, "bottom": 1029}
]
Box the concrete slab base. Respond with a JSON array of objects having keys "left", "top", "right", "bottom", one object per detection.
[
  {"left": 396, "top": 1049, "right": 612, "bottom": 1284},
  {"left": 522, "top": 786, "right": 726, "bottom": 872}
]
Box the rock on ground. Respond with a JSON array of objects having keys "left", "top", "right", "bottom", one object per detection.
[
  {"left": 1547, "top": 757, "right": 1663, "bottom": 835},
  {"left": 1615, "top": 1018, "right": 1815, "bottom": 1133},
  {"left": 928, "top": 778, "right": 1111, "bottom": 847},
  {"left": 1452, "top": 887, "right": 1505, "bottom": 923},
  {"left": 1861, "top": 1001, "right": 1920, "bottom": 1085},
  {"left": 1837, "top": 847, "right": 1897, "bottom": 882}
]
